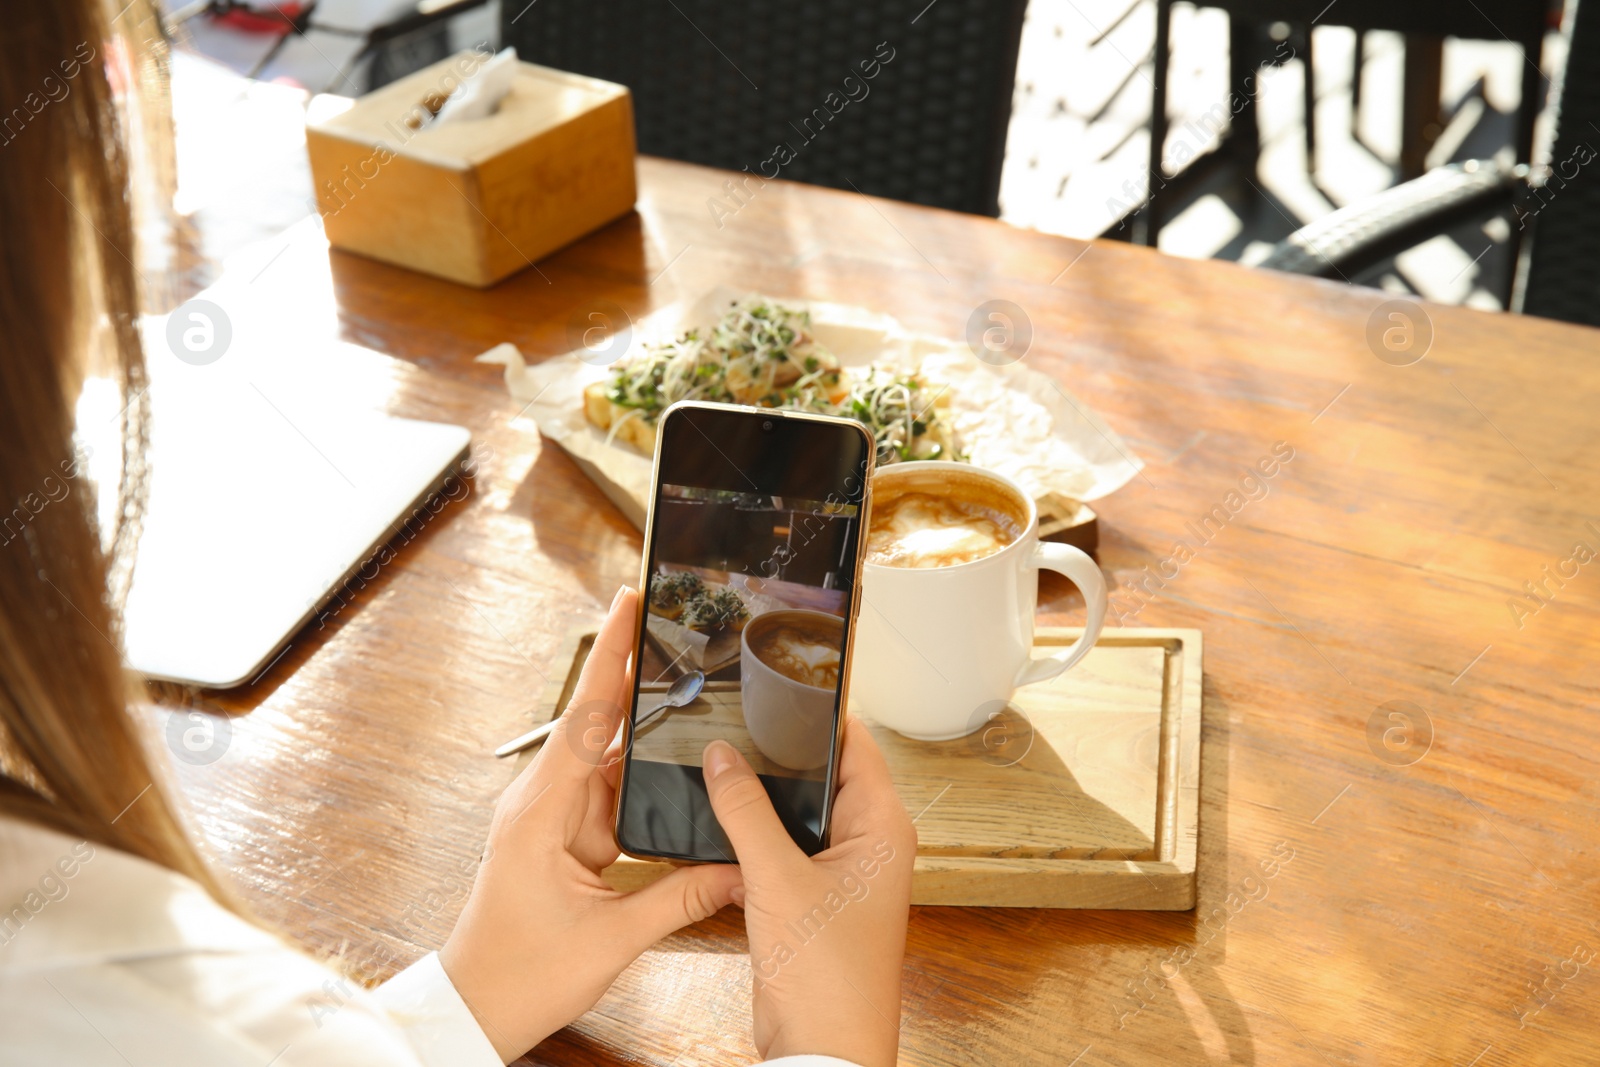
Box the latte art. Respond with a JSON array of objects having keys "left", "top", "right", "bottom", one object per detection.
[
  {"left": 865, "top": 490, "right": 1021, "bottom": 569},
  {"left": 749, "top": 620, "right": 843, "bottom": 689}
]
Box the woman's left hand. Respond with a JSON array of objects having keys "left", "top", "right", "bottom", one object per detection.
[{"left": 439, "top": 586, "right": 741, "bottom": 1062}]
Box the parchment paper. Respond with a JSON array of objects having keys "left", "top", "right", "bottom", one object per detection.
[{"left": 507, "top": 288, "right": 1142, "bottom": 525}]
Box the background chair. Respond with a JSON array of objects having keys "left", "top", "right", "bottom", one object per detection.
[
  {"left": 1142, "top": 0, "right": 1552, "bottom": 245},
  {"left": 1256, "top": 0, "right": 1597, "bottom": 327},
  {"left": 501, "top": 0, "right": 1029, "bottom": 217},
  {"left": 364, "top": 0, "right": 492, "bottom": 88},
  {"left": 1521, "top": 0, "right": 1599, "bottom": 325}
]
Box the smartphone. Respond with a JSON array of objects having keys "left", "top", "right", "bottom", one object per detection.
[{"left": 614, "top": 401, "right": 875, "bottom": 863}]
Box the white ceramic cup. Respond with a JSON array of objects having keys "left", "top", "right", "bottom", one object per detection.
[
  {"left": 850, "top": 462, "right": 1109, "bottom": 741},
  {"left": 740, "top": 609, "right": 844, "bottom": 770}
]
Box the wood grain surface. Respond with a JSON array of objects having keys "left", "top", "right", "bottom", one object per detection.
[{"left": 153, "top": 74, "right": 1600, "bottom": 1067}]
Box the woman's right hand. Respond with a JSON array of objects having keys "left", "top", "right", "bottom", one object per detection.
[{"left": 702, "top": 717, "right": 916, "bottom": 1067}]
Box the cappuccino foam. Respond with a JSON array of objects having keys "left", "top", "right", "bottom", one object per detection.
[
  {"left": 750, "top": 618, "right": 843, "bottom": 688},
  {"left": 865, "top": 488, "right": 1021, "bottom": 569}
]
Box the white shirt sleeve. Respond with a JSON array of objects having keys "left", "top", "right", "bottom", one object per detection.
[
  {"left": 0, "top": 818, "right": 503, "bottom": 1067},
  {"left": 373, "top": 952, "right": 504, "bottom": 1066}
]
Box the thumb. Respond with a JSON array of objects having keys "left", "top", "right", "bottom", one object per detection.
[
  {"left": 702, "top": 740, "right": 805, "bottom": 874},
  {"left": 617, "top": 862, "right": 742, "bottom": 951}
]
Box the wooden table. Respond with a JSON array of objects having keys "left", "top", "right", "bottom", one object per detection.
[{"left": 158, "top": 80, "right": 1600, "bottom": 1066}]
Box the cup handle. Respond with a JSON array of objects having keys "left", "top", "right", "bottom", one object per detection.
[{"left": 1012, "top": 542, "right": 1109, "bottom": 689}]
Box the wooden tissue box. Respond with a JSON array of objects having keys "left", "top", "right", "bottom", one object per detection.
[{"left": 306, "top": 53, "right": 636, "bottom": 287}]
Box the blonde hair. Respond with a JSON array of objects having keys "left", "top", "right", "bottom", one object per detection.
[{"left": 0, "top": 0, "right": 231, "bottom": 904}]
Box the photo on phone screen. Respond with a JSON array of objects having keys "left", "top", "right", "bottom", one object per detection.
[{"left": 616, "top": 403, "right": 873, "bottom": 863}]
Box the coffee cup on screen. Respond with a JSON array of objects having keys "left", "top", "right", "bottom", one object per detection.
[
  {"left": 850, "top": 462, "right": 1108, "bottom": 741},
  {"left": 740, "top": 609, "right": 844, "bottom": 770}
]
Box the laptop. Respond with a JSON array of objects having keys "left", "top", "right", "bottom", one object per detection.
[{"left": 89, "top": 326, "right": 472, "bottom": 688}]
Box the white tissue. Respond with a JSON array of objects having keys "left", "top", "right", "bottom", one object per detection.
[{"left": 432, "top": 46, "right": 519, "bottom": 126}]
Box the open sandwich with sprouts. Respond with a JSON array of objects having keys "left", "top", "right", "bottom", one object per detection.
[{"left": 582, "top": 296, "right": 960, "bottom": 464}]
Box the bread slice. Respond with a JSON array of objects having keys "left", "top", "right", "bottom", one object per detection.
[{"left": 583, "top": 380, "right": 659, "bottom": 454}]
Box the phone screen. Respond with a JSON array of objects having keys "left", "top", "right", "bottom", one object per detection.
[{"left": 615, "top": 403, "right": 873, "bottom": 863}]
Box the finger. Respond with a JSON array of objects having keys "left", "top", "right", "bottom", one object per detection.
[
  {"left": 600, "top": 750, "right": 624, "bottom": 792},
  {"left": 616, "top": 861, "right": 743, "bottom": 954},
  {"left": 601, "top": 722, "right": 627, "bottom": 775},
  {"left": 702, "top": 740, "right": 805, "bottom": 874},
  {"left": 830, "top": 717, "right": 913, "bottom": 842},
  {"left": 545, "top": 587, "right": 638, "bottom": 781},
  {"left": 570, "top": 765, "right": 622, "bottom": 870},
  {"left": 836, "top": 716, "right": 896, "bottom": 794}
]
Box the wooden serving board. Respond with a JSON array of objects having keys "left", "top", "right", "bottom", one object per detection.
[{"left": 526, "top": 626, "right": 1201, "bottom": 909}]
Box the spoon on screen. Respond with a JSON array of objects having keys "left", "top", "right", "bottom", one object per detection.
[{"left": 493, "top": 670, "right": 706, "bottom": 759}]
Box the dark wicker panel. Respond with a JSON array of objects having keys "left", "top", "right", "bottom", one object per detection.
[
  {"left": 502, "top": 0, "right": 1027, "bottom": 216},
  {"left": 368, "top": 22, "right": 454, "bottom": 90},
  {"left": 1523, "top": 0, "right": 1600, "bottom": 328}
]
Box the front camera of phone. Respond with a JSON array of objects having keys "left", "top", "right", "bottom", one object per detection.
[{"left": 762, "top": 419, "right": 774, "bottom": 432}]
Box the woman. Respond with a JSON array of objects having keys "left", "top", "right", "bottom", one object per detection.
[{"left": 0, "top": 3, "right": 916, "bottom": 1065}]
